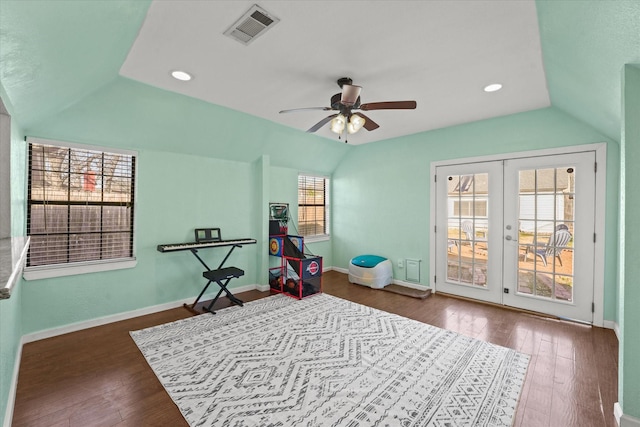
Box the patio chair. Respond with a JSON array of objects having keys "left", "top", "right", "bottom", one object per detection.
[
  {"left": 461, "top": 220, "right": 486, "bottom": 250},
  {"left": 532, "top": 228, "right": 572, "bottom": 266}
]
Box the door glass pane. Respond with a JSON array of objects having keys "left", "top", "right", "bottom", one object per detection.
[
  {"left": 517, "top": 167, "right": 575, "bottom": 301},
  {"left": 446, "top": 173, "right": 489, "bottom": 287}
]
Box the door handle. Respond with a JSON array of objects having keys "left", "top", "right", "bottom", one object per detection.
[{"left": 505, "top": 235, "right": 518, "bottom": 242}]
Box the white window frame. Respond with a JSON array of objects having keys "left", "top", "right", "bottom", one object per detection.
[
  {"left": 0, "top": 98, "right": 11, "bottom": 238},
  {"left": 297, "top": 174, "right": 330, "bottom": 242},
  {"left": 23, "top": 137, "right": 137, "bottom": 280}
]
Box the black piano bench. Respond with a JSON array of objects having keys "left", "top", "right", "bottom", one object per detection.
[
  {"left": 203, "top": 267, "right": 245, "bottom": 282},
  {"left": 201, "top": 267, "right": 245, "bottom": 314}
]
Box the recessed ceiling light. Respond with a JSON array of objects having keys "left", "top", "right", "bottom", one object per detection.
[
  {"left": 171, "top": 70, "right": 192, "bottom": 81},
  {"left": 484, "top": 83, "right": 502, "bottom": 93}
]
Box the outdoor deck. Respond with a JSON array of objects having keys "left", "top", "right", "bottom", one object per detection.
[{"left": 447, "top": 235, "right": 574, "bottom": 301}]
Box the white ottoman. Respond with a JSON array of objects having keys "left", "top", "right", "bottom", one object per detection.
[{"left": 348, "top": 255, "right": 393, "bottom": 289}]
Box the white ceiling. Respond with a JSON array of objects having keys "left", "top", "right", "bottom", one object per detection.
[{"left": 120, "top": 0, "right": 550, "bottom": 145}]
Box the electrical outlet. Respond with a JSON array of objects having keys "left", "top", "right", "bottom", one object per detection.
[{"left": 398, "top": 259, "right": 404, "bottom": 268}]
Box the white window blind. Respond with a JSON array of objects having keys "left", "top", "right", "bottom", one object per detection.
[{"left": 26, "top": 139, "right": 136, "bottom": 268}]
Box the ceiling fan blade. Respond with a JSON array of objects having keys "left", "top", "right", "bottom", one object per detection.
[
  {"left": 359, "top": 101, "right": 417, "bottom": 111},
  {"left": 355, "top": 113, "right": 380, "bottom": 131},
  {"left": 307, "top": 114, "right": 338, "bottom": 133},
  {"left": 341, "top": 85, "right": 362, "bottom": 106},
  {"left": 279, "top": 106, "right": 332, "bottom": 114}
]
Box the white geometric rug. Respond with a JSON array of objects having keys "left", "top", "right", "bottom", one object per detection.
[{"left": 131, "top": 294, "right": 529, "bottom": 426}]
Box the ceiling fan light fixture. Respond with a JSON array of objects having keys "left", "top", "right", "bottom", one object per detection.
[
  {"left": 330, "top": 114, "right": 346, "bottom": 134},
  {"left": 483, "top": 83, "right": 502, "bottom": 92},
  {"left": 347, "top": 114, "right": 366, "bottom": 134},
  {"left": 285, "top": 78, "right": 415, "bottom": 138}
]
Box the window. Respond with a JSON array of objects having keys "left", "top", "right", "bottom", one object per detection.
[
  {"left": 297, "top": 175, "right": 329, "bottom": 239},
  {"left": 453, "top": 199, "right": 488, "bottom": 217},
  {"left": 25, "top": 138, "right": 136, "bottom": 277}
]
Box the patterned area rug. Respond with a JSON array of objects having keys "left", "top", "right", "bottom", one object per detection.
[{"left": 131, "top": 294, "right": 529, "bottom": 426}]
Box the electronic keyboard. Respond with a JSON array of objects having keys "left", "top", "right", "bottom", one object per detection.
[{"left": 157, "top": 238, "right": 256, "bottom": 253}]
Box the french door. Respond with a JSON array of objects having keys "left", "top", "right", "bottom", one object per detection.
[
  {"left": 435, "top": 151, "right": 596, "bottom": 323},
  {"left": 435, "top": 161, "right": 504, "bottom": 304}
]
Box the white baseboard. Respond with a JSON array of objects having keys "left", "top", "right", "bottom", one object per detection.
[
  {"left": 616, "top": 402, "right": 640, "bottom": 427},
  {"left": 255, "top": 284, "right": 270, "bottom": 292},
  {"left": 329, "top": 267, "right": 430, "bottom": 291},
  {"left": 2, "top": 338, "right": 22, "bottom": 427},
  {"left": 603, "top": 320, "right": 620, "bottom": 340},
  {"left": 622, "top": 414, "right": 640, "bottom": 427},
  {"left": 616, "top": 402, "right": 624, "bottom": 426},
  {"left": 22, "top": 284, "right": 261, "bottom": 343}
]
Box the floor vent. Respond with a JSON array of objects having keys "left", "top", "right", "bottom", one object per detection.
[{"left": 224, "top": 4, "right": 279, "bottom": 46}]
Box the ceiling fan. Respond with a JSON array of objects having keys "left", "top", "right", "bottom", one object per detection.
[{"left": 279, "top": 77, "right": 417, "bottom": 142}]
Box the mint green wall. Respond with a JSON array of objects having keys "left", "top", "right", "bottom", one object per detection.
[
  {"left": 270, "top": 167, "right": 300, "bottom": 226},
  {"left": 10, "top": 74, "right": 347, "bottom": 334},
  {"left": 620, "top": 64, "right": 640, "bottom": 419},
  {"left": 254, "top": 156, "right": 271, "bottom": 288},
  {"left": 21, "top": 151, "right": 258, "bottom": 334},
  {"left": 0, "top": 0, "right": 152, "bottom": 131},
  {"left": 536, "top": 0, "right": 640, "bottom": 142},
  {"left": 332, "top": 106, "right": 620, "bottom": 321},
  {"left": 19, "top": 152, "right": 341, "bottom": 335},
  {"left": 0, "top": 85, "right": 26, "bottom": 425},
  {"left": 27, "top": 76, "right": 349, "bottom": 174}
]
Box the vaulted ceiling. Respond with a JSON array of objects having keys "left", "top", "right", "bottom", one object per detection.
[{"left": 1, "top": 1, "right": 638, "bottom": 147}]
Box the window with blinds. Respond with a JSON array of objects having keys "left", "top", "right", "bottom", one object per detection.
[
  {"left": 297, "top": 175, "right": 329, "bottom": 238},
  {"left": 26, "top": 140, "right": 136, "bottom": 268}
]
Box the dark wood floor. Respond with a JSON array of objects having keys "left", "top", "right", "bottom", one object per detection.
[{"left": 12, "top": 270, "right": 618, "bottom": 427}]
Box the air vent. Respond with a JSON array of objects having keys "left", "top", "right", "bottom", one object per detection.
[{"left": 224, "top": 4, "right": 280, "bottom": 46}]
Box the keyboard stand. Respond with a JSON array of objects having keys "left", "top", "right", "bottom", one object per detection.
[
  {"left": 201, "top": 267, "right": 245, "bottom": 313},
  {"left": 183, "top": 244, "right": 245, "bottom": 314}
]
